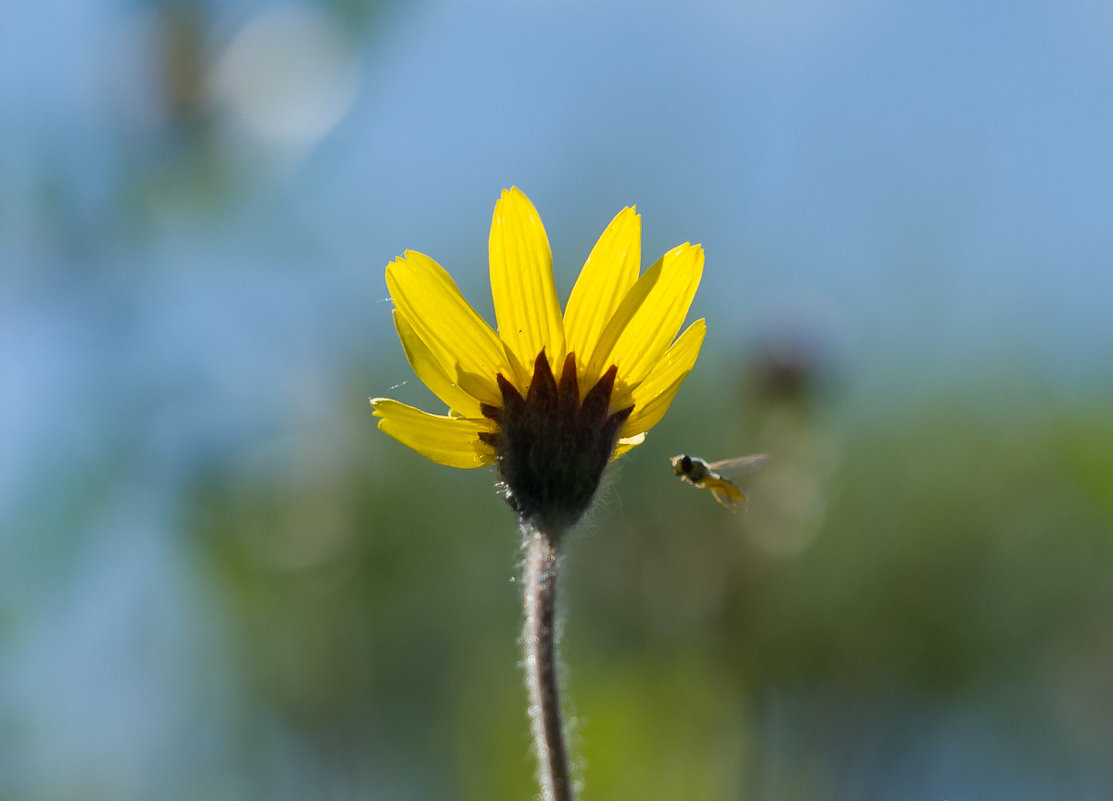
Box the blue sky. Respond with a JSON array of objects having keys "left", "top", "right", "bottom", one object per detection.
[
  {"left": 4, "top": 0, "right": 1113, "bottom": 514},
  {"left": 3, "top": 1, "right": 1113, "bottom": 797}
]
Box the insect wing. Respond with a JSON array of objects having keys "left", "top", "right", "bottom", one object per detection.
[{"left": 706, "top": 454, "right": 768, "bottom": 479}]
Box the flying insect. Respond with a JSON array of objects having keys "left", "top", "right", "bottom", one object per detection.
[{"left": 670, "top": 453, "right": 768, "bottom": 509}]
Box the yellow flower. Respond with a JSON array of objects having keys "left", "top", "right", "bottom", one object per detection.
[{"left": 372, "top": 187, "right": 705, "bottom": 529}]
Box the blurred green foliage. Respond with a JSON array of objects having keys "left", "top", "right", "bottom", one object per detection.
[{"left": 185, "top": 358, "right": 1113, "bottom": 800}]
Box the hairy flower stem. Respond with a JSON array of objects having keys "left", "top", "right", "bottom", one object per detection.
[{"left": 522, "top": 526, "right": 574, "bottom": 801}]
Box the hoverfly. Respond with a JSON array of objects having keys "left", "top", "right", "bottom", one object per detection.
[{"left": 670, "top": 453, "right": 768, "bottom": 509}]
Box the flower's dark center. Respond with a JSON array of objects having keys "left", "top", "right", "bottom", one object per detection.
[{"left": 479, "top": 351, "right": 633, "bottom": 533}]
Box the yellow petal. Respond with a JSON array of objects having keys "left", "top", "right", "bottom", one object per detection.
[
  {"left": 619, "top": 319, "right": 706, "bottom": 437},
  {"left": 371, "top": 398, "right": 495, "bottom": 469},
  {"left": 489, "top": 187, "right": 565, "bottom": 378},
  {"left": 386, "top": 250, "right": 505, "bottom": 406},
  {"left": 392, "top": 310, "right": 483, "bottom": 417},
  {"left": 586, "top": 243, "right": 704, "bottom": 393},
  {"left": 612, "top": 432, "right": 646, "bottom": 460},
  {"left": 563, "top": 206, "right": 641, "bottom": 373}
]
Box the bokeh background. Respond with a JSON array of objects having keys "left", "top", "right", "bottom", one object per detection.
[{"left": 4, "top": 0, "right": 1113, "bottom": 799}]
